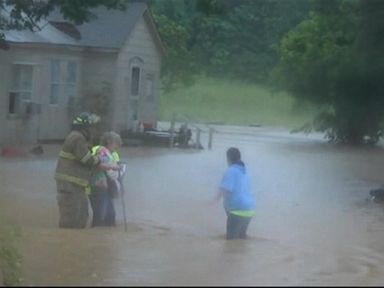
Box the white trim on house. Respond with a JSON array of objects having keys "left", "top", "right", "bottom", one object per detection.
[
  {"left": 12, "top": 61, "right": 40, "bottom": 66},
  {"left": 8, "top": 42, "right": 120, "bottom": 53}
]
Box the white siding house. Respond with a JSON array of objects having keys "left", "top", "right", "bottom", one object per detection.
[{"left": 0, "top": 2, "right": 164, "bottom": 145}]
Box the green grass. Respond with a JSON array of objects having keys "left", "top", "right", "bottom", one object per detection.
[
  {"left": 159, "top": 77, "right": 317, "bottom": 128},
  {"left": 0, "top": 218, "right": 22, "bottom": 286}
]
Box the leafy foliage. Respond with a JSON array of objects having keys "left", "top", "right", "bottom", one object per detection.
[
  {"left": 152, "top": 12, "right": 197, "bottom": 92},
  {"left": 0, "top": 219, "right": 22, "bottom": 286},
  {"left": 274, "top": 0, "right": 384, "bottom": 144},
  {"left": 151, "top": 0, "right": 310, "bottom": 86}
]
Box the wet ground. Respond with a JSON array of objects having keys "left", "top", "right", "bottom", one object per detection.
[{"left": 2, "top": 125, "right": 384, "bottom": 286}]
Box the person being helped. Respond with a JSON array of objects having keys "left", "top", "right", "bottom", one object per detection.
[
  {"left": 90, "top": 131, "right": 122, "bottom": 227},
  {"left": 212, "top": 147, "right": 256, "bottom": 239},
  {"left": 54, "top": 112, "right": 119, "bottom": 229}
]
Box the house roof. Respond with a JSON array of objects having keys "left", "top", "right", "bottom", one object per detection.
[
  {"left": 48, "top": 2, "right": 146, "bottom": 49},
  {"left": 3, "top": 18, "right": 78, "bottom": 46},
  {"left": 2, "top": 2, "right": 165, "bottom": 53}
]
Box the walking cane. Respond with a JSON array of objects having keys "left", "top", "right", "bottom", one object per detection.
[{"left": 118, "top": 162, "right": 128, "bottom": 232}]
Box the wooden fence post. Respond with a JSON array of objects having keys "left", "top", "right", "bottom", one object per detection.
[
  {"left": 195, "top": 128, "right": 201, "bottom": 149},
  {"left": 208, "top": 127, "right": 213, "bottom": 150},
  {"left": 169, "top": 113, "right": 176, "bottom": 148}
]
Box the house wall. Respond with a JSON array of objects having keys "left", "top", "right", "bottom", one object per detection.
[
  {"left": 113, "top": 11, "right": 162, "bottom": 132},
  {"left": 0, "top": 45, "right": 83, "bottom": 144},
  {"left": 81, "top": 51, "right": 117, "bottom": 95},
  {"left": 81, "top": 50, "right": 117, "bottom": 129}
]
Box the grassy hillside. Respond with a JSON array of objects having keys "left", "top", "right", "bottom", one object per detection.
[{"left": 159, "top": 77, "right": 317, "bottom": 129}]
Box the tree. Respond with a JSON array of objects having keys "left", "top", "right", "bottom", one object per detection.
[
  {"left": 273, "top": 0, "right": 384, "bottom": 144},
  {"left": 150, "top": 0, "right": 310, "bottom": 87},
  {"left": 151, "top": 10, "right": 197, "bottom": 92},
  {"left": 0, "top": 0, "right": 127, "bottom": 49},
  {"left": 183, "top": 0, "right": 310, "bottom": 82}
]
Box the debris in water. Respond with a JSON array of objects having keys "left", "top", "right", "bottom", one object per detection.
[{"left": 30, "top": 145, "right": 44, "bottom": 155}]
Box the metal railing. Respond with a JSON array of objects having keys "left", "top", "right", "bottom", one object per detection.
[{"left": 168, "top": 113, "right": 216, "bottom": 150}]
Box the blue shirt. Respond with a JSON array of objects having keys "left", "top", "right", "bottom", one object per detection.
[{"left": 219, "top": 164, "right": 255, "bottom": 213}]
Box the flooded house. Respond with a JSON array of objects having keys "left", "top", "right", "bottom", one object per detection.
[{"left": 0, "top": 2, "right": 165, "bottom": 145}]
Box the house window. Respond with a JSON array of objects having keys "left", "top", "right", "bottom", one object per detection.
[
  {"left": 145, "top": 75, "right": 154, "bottom": 101},
  {"left": 50, "top": 60, "right": 60, "bottom": 105},
  {"left": 50, "top": 60, "right": 77, "bottom": 105},
  {"left": 66, "top": 61, "right": 77, "bottom": 100},
  {"left": 131, "top": 66, "right": 140, "bottom": 96},
  {"left": 8, "top": 64, "right": 33, "bottom": 115}
]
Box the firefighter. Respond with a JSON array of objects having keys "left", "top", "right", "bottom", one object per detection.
[{"left": 54, "top": 112, "right": 118, "bottom": 228}]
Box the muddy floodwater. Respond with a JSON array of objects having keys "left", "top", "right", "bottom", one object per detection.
[{"left": 2, "top": 126, "right": 384, "bottom": 286}]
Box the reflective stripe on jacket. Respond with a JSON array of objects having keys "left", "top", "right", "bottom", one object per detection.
[
  {"left": 92, "top": 145, "right": 120, "bottom": 162},
  {"left": 55, "top": 130, "right": 99, "bottom": 194}
]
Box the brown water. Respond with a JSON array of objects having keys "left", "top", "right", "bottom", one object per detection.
[{"left": 2, "top": 127, "right": 384, "bottom": 286}]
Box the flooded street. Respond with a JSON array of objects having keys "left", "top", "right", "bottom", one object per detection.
[{"left": 2, "top": 126, "right": 384, "bottom": 286}]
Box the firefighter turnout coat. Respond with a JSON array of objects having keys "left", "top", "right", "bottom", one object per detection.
[{"left": 55, "top": 130, "right": 100, "bottom": 194}]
